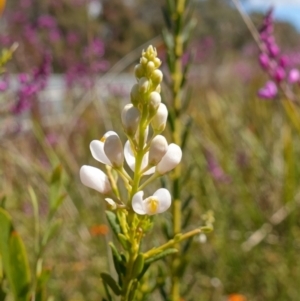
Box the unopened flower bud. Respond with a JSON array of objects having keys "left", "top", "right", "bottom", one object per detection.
[
  {"left": 130, "top": 83, "right": 140, "bottom": 106},
  {"left": 134, "top": 64, "right": 144, "bottom": 79},
  {"left": 140, "top": 57, "right": 148, "bottom": 66},
  {"left": 151, "top": 103, "right": 168, "bottom": 132},
  {"left": 148, "top": 91, "right": 161, "bottom": 117},
  {"left": 155, "top": 84, "right": 161, "bottom": 93},
  {"left": 104, "top": 135, "right": 124, "bottom": 168},
  {"left": 151, "top": 69, "right": 163, "bottom": 86},
  {"left": 138, "top": 77, "right": 150, "bottom": 93},
  {"left": 122, "top": 104, "right": 140, "bottom": 136},
  {"left": 273, "top": 67, "right": 285, "bottom": 83},
  {"left": 149, "top": 135, "right": 168, "bottom": 166},
  {"left": 146, "top": 61, "right": 155, "bottom": 76},
  {"left": 259, "top": 53, "right": 269, "bottom": 70},
  {"left": 153, "top": 57, "right": 161, "bottom": 68}
]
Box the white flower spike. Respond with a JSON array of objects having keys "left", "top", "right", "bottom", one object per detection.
[
  {"left": 132, "top": 188, "right": 171, "bottom": 215},
  {"left": 80, "top": 165, "right": 112, "bottom": 194}
]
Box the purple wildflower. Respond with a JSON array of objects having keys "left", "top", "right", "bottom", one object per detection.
[
  {"left": 288, "top": 69, "right": 300, "bottom": 84},
  {"left": 12, "top": 53, "right": 52, "bottom": 115},
  {"left": 258, "top": 81, "right": 278, "bottom": 99},
  {"left": 257, "top": 8, "right": 300, "bottom": 101},
  {"left": 206, "top": 151, "right": 231, "bottom": 184},
  {"left": 37, "top": 15, "right": 57, "bottom": 29}
]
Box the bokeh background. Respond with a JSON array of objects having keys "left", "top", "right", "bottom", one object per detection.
[{"left": 1, "top": 0, "right": 300, "bottom": 300}]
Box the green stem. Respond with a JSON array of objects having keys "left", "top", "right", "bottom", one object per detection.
[
  {"left": 144, "top": 228, "right": 201, "bottom": 259},
  {"left": 169, "top": 1, "right": 186, "bottom": 300}
]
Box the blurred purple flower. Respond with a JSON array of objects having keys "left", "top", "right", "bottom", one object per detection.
[
  {"left": 258, "top": 81, "right": 277, "bottom": 99},
  {"left": 12, "top": 53, "right": 52, "bottom": 115},
  {"left": 37, "top": 15, "right": 57, "bottom": 29},
  {"left": 288, "top": 69, "right": 300, "bottom": 84},
  {"left": 206, "top": 151, "right": 231, "bottom": 184},
  {"left": 257, "top": 8, "right": 300, "bottom": 100}
]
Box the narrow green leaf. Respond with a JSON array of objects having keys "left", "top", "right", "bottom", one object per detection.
[
  {"left": 42, "top": 219, "right": 62, "bottom": 247},
  {"left": 0, "top": 208, "right": 12, "bottom": 280},
  {"left": 181, "top": 118, "right": 193, "bottom": 151},
  {"left": 49, "top": 165, "right": 63, "bottom": 210},
  {"left": 101, "top": 273, "right": 121, "bottom": 296},
  {"left": 182, "top": 208, "right": 192, "bottom": 230},
  {"left": 181, "top": 194, "right": 193, "bottom": 212},
  {"left": 9, "top": 231, "right": 31, "bottom": 300},
  {"left": 132, "top": 253, "right": 145, "bottom": 279},
  {"left": 145, "top": 248, "right": 178, "bottom": 265},
  {"left": 105, "top": 211, "right": 121, "bottom": 238}
]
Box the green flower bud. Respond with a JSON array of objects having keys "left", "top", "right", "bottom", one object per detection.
[
  {"left": 151, "top": 69, "right": 163, "bottom": 86},
  {"left": 140, "top": 57, "right": 148, "bottom": 66},
  {"left": 146, "top": 61, "right": 155, "bottom": 76},
  {"left": 134, "top": 64, "right": 144, "bottom": 79},
  {"left": 121, "top": 104, "right": 140, "bottom": 136},
  {"left": 130, "top": 84, "right": 140, "bottom": 106},
  {"left": 153, "top": 57, "right": 161, "bottom": 68},
  {"left": 138, "top": 77, "right": 150, "bottom": 94}
]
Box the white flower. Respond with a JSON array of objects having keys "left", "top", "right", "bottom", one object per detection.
[
  {"left": 80, "top": 165, "right": 112, "bottom": 194},
  {"left": 90, "top": 131, "right": 124, "bottom": 168},
  {"left": 156, "top": 143, "right": 182, "bottom": 174},
  {"left": 124, "top": 140, "right": 182, "bottom": 175},
  {"left": 124, "top": 140, "right": 155, "bottom": 175},
  {"left": 132, "top": 188, "right": 171, "bottom": 215}
]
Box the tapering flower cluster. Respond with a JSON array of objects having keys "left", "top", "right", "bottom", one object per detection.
[
  {"left": 80, "top": 46, "right": 182, "bottom": 215},
  {"left": 257, "top": 8, "right": 300, "bottom": 100}
]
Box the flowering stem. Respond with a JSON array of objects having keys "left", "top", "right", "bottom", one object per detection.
[{"left": 144, "top": 228, "right": 201, "bottom": 259}]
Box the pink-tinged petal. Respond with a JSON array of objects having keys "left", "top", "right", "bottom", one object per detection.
[
  {"left": 80, "top": 165, "right": 111, "bottom": 194},
  {"left": 156, "top": 143, "right": 182, "bottom": 174},
  {"left": 132, "top": 191, "right": 146, "bottom": 215},
  {"left": 154, "top": 188, "right": 171, "bottom": 213}
]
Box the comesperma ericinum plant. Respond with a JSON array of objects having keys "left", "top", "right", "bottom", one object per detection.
[{"left": 79, "top": 46, "right": 211, "bottom": 301}]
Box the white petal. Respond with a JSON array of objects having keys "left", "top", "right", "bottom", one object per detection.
[
  {"left": 132, "top": 191, "right": 146, "bottom": 215},
  {"left": 90, "top": 131, "right": 118, "bottom": 165},
  {"left": 80, "top": 165, "right": 111, "bottom": 194},
  {"left": 153, "top": 188, "right": 171, "bottom": 213},
  {"left": 124, "top": 140, "right": 155, "bottom": 175},
  {"left": 105, "top": 198, "right": 117, "bottom": 210},
  {"left": 124, "top": 140, "right": 135, "bottom": 171},
  {"left": 104, "top": 135, "right": 124, "bottom": 167},
  {"left": 156, "top": 143, "right": 182, "bottom": 174},
  {"left": 151, "top": 103, "right": 168, "bottom": 132}
]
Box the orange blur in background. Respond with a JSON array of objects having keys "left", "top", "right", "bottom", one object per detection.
[{"left": 0, "top": 0, "right": 5, "bottom": 16}]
